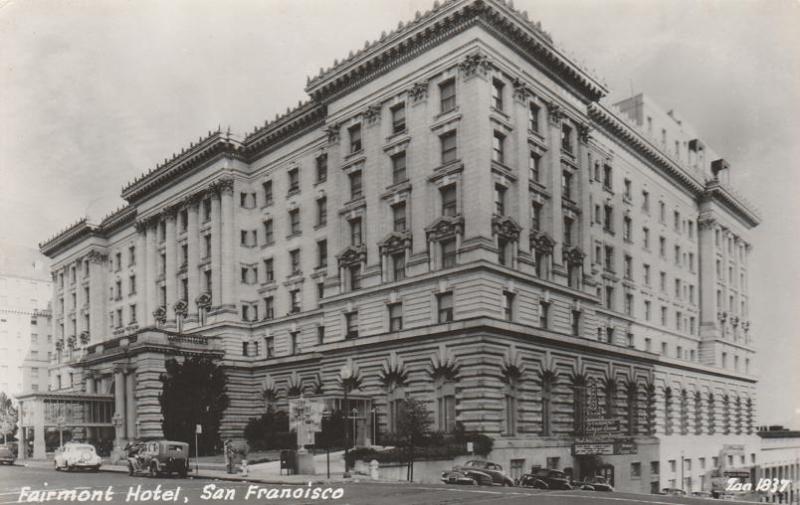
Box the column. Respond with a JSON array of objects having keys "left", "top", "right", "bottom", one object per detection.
[
  {"left": 145, "top": 220, "right": 157, "bottom": 325},
  {"left": 546, "top": 104, "right": 565, "bottom": 267},
  {"left": 75, "top": 260, "right": 85, "bottom": 335},
  {"left": 88, "top": 253, "right": 107, "bottom": 343},
  {"left": 84, "top": 371, "right": 95, "bottom": 394},
  {"left": 187, "top": 198, "right": 200, "bottom": 320},
  {"left": 113, "top": 365, "right": 127, "bottom": 444},
  {"left": 136, "top": 223, "right": 147, "bottom": 325},
  {"left": 165, "top": 210, "right": 177, "bottom": 326},
  {"left": 33, "top": 400, "right": 46, "bottom": 459},
  {"left": 125, "top": 368, "right": 137, "bottom": 440},
  {"left": 220, "top": 179, "right": 236, "bottom": 310},
  {"left": 211, "top": 192, "right": 222, "bottom": 308}
]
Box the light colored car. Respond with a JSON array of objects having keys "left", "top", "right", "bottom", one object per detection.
[
  {"left": 54, "top": 443, "right": 102, "bottom": 472},
  {"left": 0, "top": 445, "right": 15, "bottom": 465}
]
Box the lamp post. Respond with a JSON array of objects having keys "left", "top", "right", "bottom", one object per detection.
[
  {"left": 351, "top": 407, "right": 358, "bottom": 449},
  {"left": 681, "top": 450, "right": 685, "bottom": 493},
  {"left": 339, "top": 362, "right": 362, "bottom": 479},
  {"left": 371, "top": 407, "right": 377, "bottom": 447}
]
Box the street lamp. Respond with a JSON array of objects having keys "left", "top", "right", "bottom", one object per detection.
[
  {"left": 371, "top": 407, "right": 377, "bottom": 447},
  {"left": 338, "top": 362, "right": 362, "bottom": 478}
]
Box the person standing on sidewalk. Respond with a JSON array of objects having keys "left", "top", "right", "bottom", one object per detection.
[{"left": 224, "top": 439, "right": 234, "bottom": 474}]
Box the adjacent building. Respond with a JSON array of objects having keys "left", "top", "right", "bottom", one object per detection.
[{"left": 26, "top": 0, "right": 764, "bottom": 493}]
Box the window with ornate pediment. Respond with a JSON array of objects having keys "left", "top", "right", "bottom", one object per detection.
[
  {"left": 378, "top": 222, "right": 411, "bottom": 283},
  {"left": 337, "top": 238, "right": 367, "bottom": 292},
  {"left": 530, "top": 230, "right": 555, "bottom": 279},
  {"left": 492, "top": 214, "right": 521, "bottom": 268}
]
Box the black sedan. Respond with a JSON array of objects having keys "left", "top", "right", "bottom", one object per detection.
[{"left": 442, "top": 460, "right": 515, "bottom": 486}]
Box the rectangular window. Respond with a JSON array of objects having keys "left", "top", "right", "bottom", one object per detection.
[
  {"left": 203, "top": 198, "right": 212, "bottom": 221},
  {"left": 603, "top": 164, "right": 613, "bottom": 190},
  {"left": 437, "top": 292, "right": 453, "bottom": 323},
  {"left": 529, "top": 152, "right": 540, "bottom": 183},
  {"left": 391, "top": 152, "right": 407, "bottom": 184},
  {"left": 439, "top": 79, "right": 456, "bottom": 113},
  {"left": 264, "top": 297, "right": 274, "bottom": 320},
  {"left": 290, "top": 332, "right": 299, "bottom": 355},
  {"left": 392, "top": 252, "right": 406, "bottom": 281},
  {"left": 389, "top": 303, "right": 403, "bottom": 331},
  {"left": 349, "top": 265, "right": 361, "bottom": 291},
  {"left": 623, "top": 216, "right": 632, "bottom": 241},
  {"left": 625, "top": 293, "right": 634, "bottom": 316},
  {"left": 503, "top": 291, "right": 514, "bottom": 321},
  {"left": 289, "top": 209, "right": 300, "bottom": 235},
  {"left": 624, "top": 255, "right": 633, "bottom": 279},
  {"left": 290, "top": 289, "right": 301, "bottom": 314},
  {"left": 644, "top": 300, "right": 651, "bottom": 321},
  {"left": 643, "top": 227, "right": 650, "bottom": 249},
  {"left": 605, "top": 286, "right": 614, "bottom": 310},
  {"left": 604, "top": 245, "right": 614, "bottom": 272},
  {"left": 316, "top": 154, "right": 328, "bottom": 183},
  {"left": 563, "top": 216, "right": 573, "bottom": 247},
  {"left": 561, "top": 123, "right": 573, "bottom": 153},
  {"left": 391, "top": 103, "right": 406, "bottom": 134},
  {"left": 204, "top": 234, "right": 212, "bottom": 259},
  {"left": 660, "top": 306, "right": 668, "bottom": 326},
  {"left": 491, "top": 79, "right": 504, "bottom": 110},
  {"left": 317, "top": 282, "right": 325, "bottom": 301},
  {"left": 316, "top": 197, "right": 327, "bottom": 226},
  {"left": 603, "top": 204, "right": 613, "bottom": 232},
  {"left": 624, "top": 179, "right": 632, "bottom": 200},
  {"left": 345, "top": 312, "right": 359, "bottom": 338},
  {"left": 642, "top": 190, "right": 650, "bottom": 212},
  {"left": 531, "top": 202, "right": 542, "bottom": 231},
  {"left": 441, "top": 238, "right": 457, "bottom": 269},
  {"left": 288, "top": 168, "right": 299, "bottom": 193},
  {"left": 349, "top": 170, "right": 363, "bottom": 200},
  {"left": 265, "top": 336, "right": 274, "bottom": 357},
  {"left": 349, "top": 124, "right": 362, "bottom": 153},
  {"left": 264, "top": 220, "right": 274, "bottom": 244},
  {"left": 440, "top": 130, "right": 457, "bottom": 164},
  {"left": 659, "top": 201, "right": 666, "bottom": 223},
  {"left": 392, "top": 202, "right": 407, "bottom": 232},
  {"left": 264, "top": 258, "right": 274, "bottom": 282},
  {"left": 562, "top": 171, "right": 573, "bottom": 200},
  {"left": 350, "top": 217, "right": 363, "bottom": 246},
  {"left": 441, "top": 185, "right": 457, "bottom": 217},
  {"left": 263, "top": 180, "right": 273, "bottom": 206},
  {"left": 492, "top": 131, "right": 505, "bottom": 163},
  {"left": 494, "top": 185, "right": 506, "bottom": 216},
  {"left": 659, "top": 236, "right": 666, "bottom": 257},
  {"left": 528, "top": 102, "right": 540, "bottom": 132},
  {"left": 539, "top": 301, "right": 549, "bottom": 329},
  {"left": 317, "top": 326, "right": 325, "bottom": 345},
  {"left": 571, "top": 310, "right": 581, "bottom": 336},
  {"left": 317, "top": 240, "right": 327, "bottom": 268},
  {"left": 643, "top": 264, "right": 651, "bottom": 285},
  {"left": 289, "top": 249, "right": 301, "bottom": 276}
]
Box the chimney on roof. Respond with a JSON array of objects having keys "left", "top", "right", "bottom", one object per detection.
[{"left": 711, "top": 159, "right": 730, "bottom": 184}]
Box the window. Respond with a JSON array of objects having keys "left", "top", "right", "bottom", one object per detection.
[
  {"left": 437, "top": 292, "right": 453, "bottom": 323},
  {"left": 561, "top": 123, "right": 573, "bottom": 153},
  {"left": 392, "top": 252, "right": 405, "bottom": 281},
  {"left": 539, "top": 301, "right": 549, "bottom": 328},
  {"left": 129, "top": 275, "right": 137, "bottom": 295},
  {"left": 603, "top": 164, "right": 613, "bottom": 190},
  {"left": 263, "top": 258, "right": 274, "bottom": 282},
  {"left": 531, "top": 202, "right": 542, "bottom": 231},
  {"left": 290, "top": 289, "right": 301, "bottom": 313},
  {"left": 529, "top": 151, "right": 540, "bottom": 182},
  {"left": 441, "top": 238, "right": 457, "bottom": 269},
  {"left": 440, "top": 130, "right": 457, "bottom": 164},
  {"left": 180, "top": 243, "right": 188, "bottom": 266},
  {"left": 115, "top": 252, "right": 122, "bottom": 272},
  {"left": 316, "top": 326, "right": 325, "bottom": 345},
  {"left": 623, "top": 179, "right": 632, "bottom": 200},
  {"left": 204, "top": 270, "right": 212, "bottom": 293},
  {"left": 528, "top": 102, "right": 540, "bottom": 132},
  {"left": 659, "top": 236, "right": 666, "bottom": 257},
  {"left": 350, "top": 217, "right": 363, "bottom": 246},
  {"left": 625, "top": 293, "right": 633, "bottom": 316},
  {"left": 623, "top": 216, "right": 632, "bottom": 241},
  {"left": 349, "top": 170, "right": 363, "bottom": 200},
  {"left": 392, "top": 202, "right": 407, "bottom": 232},
  {"left": 503, "top": 291, "right": 514, "bottom": 321},
  {"left": 263, "top": 297, "right": 274, "bottom": 320},
  {"left": 391, "top": 103, "right": 406, "bottom": 134},
  {"left": 492, "top": 131, "right": 505, "bottom": 163},
  {"left": 441, "top": 185, "right": 457, "bottom": 217},
  {"left": 603, "top": 204, "right": 613, "bottom": 232},
  {"left": 289, "top": 249, "right": 301, "bottom": 276},
  {"left": 563, "top": 216, "right": 573, "bottom": 247},
  {"left": 264, "top": 336, "right": 274, "bottom": 358},
  {"left": 349, "top": 124, "right": 362, "bottom": 153},
  {"left": 262, "top": 180, "right": 273, "bottom": 206},
  {"left": 439, "top": 78, "right": 456, "bottom": 113},
  {"left": 202, "top": 198, "right": 212, "bottom": 221},
  {"left": 289, "top": 209, "right": 301, "bottom": 235},
  {"left": 643, "top": 264, "right": 651, "bottom": 285},
  {"left": 674, "top": 245, "right": 681, "bottom": 266},
  {"left": 659, "top": 271, "right": 666, "bottom": 292},
  {"left": 604, "top": 245, "right": 614, "bottom": 272},
  {"left": 317, "top": 282, "right": 325, "bottom": 301},
  {"left": 660, "top": 306, "right": 668, "bottom": 326},
  {"left": 388, "top": 303, "right": 403, "bottom": 331},
  {"left": 242, "top": 341, "right": 250, "bottom": 356},
  {"left": 641, "top": 190, "right": 650, "bottom": 212},
  {"left": 494, "top": 185, "right": 506, "bottom": 216},
  {"left": 345, "top": 311, "right": 359, "bottom": 338},
  {"left": 659, "top": 201, "right": 666, "bottom": 223},
  {"left": 624, "top": 255, "right": 633, "bottom": 279},
  {"left": 317, "top": 240, "right": 327, "bottom": 268},
  {"left": 290, "top": 332, "right": 299, "bottom": 355},
  {"left": 288, "top": 168, "right": 299, "bottom": 193},
  {"left": 204, "top": 234, "right": 212, "bottom": 259},
  {"left": 631, "top": 462, "right": 641, "bottom": 479},
  {"left": 264, "top": 220, "right": 274, "bottom": 244},
  {"left": 491, "top": 79, "right": 504, "bottom": 110},
  {"left": 605, "top": 286, "right": 615, "bottom": 310},
  {"left": 316, "top": 197, "right": 327, "bottom": 227},
  {"left": 674, "top": 210, "right": 681, "bottom": 231},
  {"left": 391, "top": 152, "right": 407, "bottom": 184},
  {"left": 349, "top": 265, "right": 361, "bottom": 290},
  {"left": 571, "top": 310, "right": 581, "bottom": 336},
  {"left": 562, "top": 171, "right": 573, "bottom": 200},
  {"left": 642, "top": 227, "right": 650, "bottom": 249},
  {"left": 316, "top": 154, "right": 328, "bottom": 183}
]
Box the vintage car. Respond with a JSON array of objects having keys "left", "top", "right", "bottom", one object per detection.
[
  {"left": 441, "top": 460, "right": 514, "bottom": 486},
  {"left": 519, "top": 469, "right": 573, "bottom": 490},
  {"left": 53, "top": 443, "right": 102, "bottom": 472},
  {"left": 127, "top": 440, "right": 189, "bottom": 477},
  {"left": 0, "top": 445, "right": 15, "bottom": 465},
  {"left": 660, "top": 487, "right": 687, "bottom": 496},
  {"left": 575, "top": 476, "right": 614, "bottom": 492}
]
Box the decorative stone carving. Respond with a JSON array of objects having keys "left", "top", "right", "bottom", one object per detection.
[
  {"left": 501, "top": 346, "right": 525, "bottom": 384},
  {"left": 698, "top": 215, "right": 716, "bottom": 231},
  {"left": 324, "top": 123, "right": 341, "bottom": 144},
  {"left": 79, "top": 331, "right": 90, "bottom": 345},
  {"left": 717, "top": 311, "right": 728, "bottom": 324},
  {"left": 563, "top": 246, "right": 586, "bottom": 266},
  {"left": 55, "top": 339, "right": 64, "bottom": 352},
  {"left": 153, "top": 306, "right": 167, "bottom": 325},
  {"left": 577, "top": 123, "right": 592, "bottom": 144},
  {"left": 337, "top": 244, "right": 367, "bottom": 268},
  {"left": 547, "top": 101, "right": 564, "bottom": 125},
  {"left": 363, "top": 103, "right": 382, "bottom": 125},
  {"left": 86, "top": 250, "right": 108, "bottom": 264},
  {"left": 378, "top": 231, "right": 412, "bottom": 255},
  {"left": 173, "top": 299, "right": 188, "bottom": 317},
  {"left": 261, "top": 376, "right": 280, "bottom": 403},
  {"left": 287, "top": 371, "right": 303, "bottom": 397},
  {"left": 530, "top": 231, "right": 556, "bottom": 254},
  {"left": 458, "top": 50, "right": 491, "bottom": 78},
  {"left": 195, "top": 292, "right": 212, "bottom": 309},
  {"left": 209, "top": 177, "right": 234, "bottom": 195},
  {"left": 492, "top": 215, "right": 522, "bottom": 241},
  {"left": 742, "top": 321, "right": 751, "bottom": 334},
  {"left": 424, "top": 215, "right": 464, "bottom": 242},
  {"left": 429, "top": 346, "right": 460, "bottom": 382},
  {"left": 512, "top": 77, "right": 529, "bottom": 102},
  {"left": 309, "top": 373, "right": 324, "bottom": 395},
  {"left": 337, "top": 361, "right": 363, "bottom": 393},
  {"left": 731, "top": 316, "right": 739, "bottom": 328},
  {"left": 408, "top": 81, "right": 429, "bottom": 102},
  {"left": 379, "top": 352, "right": 408, "bottom": 389},
  {"left": 66, "top": 335, "right": 77, "bottom": 350}
]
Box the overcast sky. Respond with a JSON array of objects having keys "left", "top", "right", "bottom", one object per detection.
[{"left": 1, "top": 0, "right": 798, "bottom": 426}]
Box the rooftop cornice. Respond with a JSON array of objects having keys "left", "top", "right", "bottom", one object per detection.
[
  {"left": 98, "top": 204, "right": 136, "bottom": 235},
  {"left": 39, "top": 218, "right": 97, "bottom": 257},
  {"left": 121, "top": 129, "right": 245, "bottom": 204},
  {"left": 305, "top": 0, "right": 607, "bottom": 104},
  {"left": 702, "top": 179, "right": 761, "bottom": 228},
  {"left": 588, "top": 102, "right": 707, "bottom": 195},
  {"left": 242, "top": 101, "right": 326, "bottom": 158}
]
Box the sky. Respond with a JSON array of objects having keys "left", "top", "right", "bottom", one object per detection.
[{"left": 1, "top": 0, "right": 798, "bottom": 426}]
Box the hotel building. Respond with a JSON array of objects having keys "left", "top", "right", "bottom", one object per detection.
[{"left": 26, "top": 0, "right": 763, "bottom": 493}]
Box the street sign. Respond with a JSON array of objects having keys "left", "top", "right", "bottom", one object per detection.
[{"left": 196, "top": 424, "right": 202, "bottom": 434}]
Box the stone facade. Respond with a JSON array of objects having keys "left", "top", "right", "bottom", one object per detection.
[{"left": 38, "top": 0, "right": 763, "bottom": 494}]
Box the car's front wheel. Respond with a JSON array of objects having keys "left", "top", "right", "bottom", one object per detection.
[
  {"left": 148, "top": 462, "right": 158, "bottom": 478},
  {"left": 128, "top": 463, "right": 134, "bottom": 476}
]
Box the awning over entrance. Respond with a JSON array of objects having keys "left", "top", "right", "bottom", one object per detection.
[{"left": 16, "top": 391, "right": 115, "bottom": 459}]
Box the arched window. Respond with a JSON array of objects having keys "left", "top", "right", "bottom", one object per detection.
[
  {"left": 504, "top": 383, "right": 519, "bottom": 436},
  {"left": 708, "top": 393, "right": 716, "bottom": 434},
  {"left": 664, "top": 388, "right": 673, "bottom": 435}
]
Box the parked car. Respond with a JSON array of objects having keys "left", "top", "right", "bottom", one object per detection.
[
  {"left": 523, "top": 469, "right": 573, "bottom": 490},
  {"left": 660, "top": 487, "right": 687, "bottom": 496},
  {"left": 54, "top": 443, "right": 102, "bottom": 472},
  {"left": 442, "top": 460, "right": 514, "bottom": 486},
  {"left": 0, "top": 445, "right": 15, "bottom": 465},
  {"left": 584, "top": 476, "right": 614, "bottom": 492},
  {"left": 517, "top": 474, "right": 550, "bottom": 489},
  {"left": 127, "top": 440, "right": 189, "bottom": 478},
  {"left": 691, "top": 491, "right": 712, "bottom": 498}
]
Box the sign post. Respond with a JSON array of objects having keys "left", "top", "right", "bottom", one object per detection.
[
  {"left": 194, "top": 424, "right": 202, "bottom": 475},
  {"left": 57, "top": 416, "right": 65, "bottom": 449}
]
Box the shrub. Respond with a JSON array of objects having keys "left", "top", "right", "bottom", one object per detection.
[{"left": 243, "top": 408, "right": 295, "bottom": 451}]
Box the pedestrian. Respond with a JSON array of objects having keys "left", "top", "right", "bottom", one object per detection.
[{"left": 224, "top": 439, "right": 234, "bottom": 474}]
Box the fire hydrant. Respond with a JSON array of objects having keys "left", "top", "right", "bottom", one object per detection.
[
  {"left": 241, "top": 459, "right": 249, "bottom": 477},
  {"left": 369, "top": 459, "right": 379, "bottom": 480}
]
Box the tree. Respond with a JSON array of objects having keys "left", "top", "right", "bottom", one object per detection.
[
  {"left": 159, "top": 357, "right": 229, "bottom": 455},
  {"left": 395, "top": 397, "right": 433, "bottom": 482},
  {"left": 243, "top": 407, "right": 294, "bottom": 451},
  {"left": 0, "top": 393, "right": 18, "bottom": 444}
]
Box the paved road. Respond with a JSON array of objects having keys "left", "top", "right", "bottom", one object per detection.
[{"left": 0, "top": 464, "right": 737, "bottom": 505}]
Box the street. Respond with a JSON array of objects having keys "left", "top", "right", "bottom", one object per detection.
[{"left": 0, "top": 464, "right": 741, "bottom": 505}]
